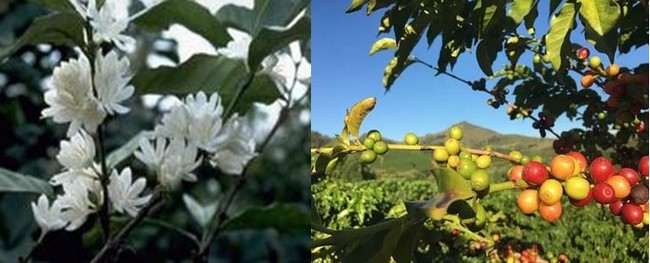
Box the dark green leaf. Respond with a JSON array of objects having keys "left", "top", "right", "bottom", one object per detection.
[
  {"left": 524, "top": 1, "right": 539, "bottom": 33},
  {"left": 392, "top": 223, "right": 422, "bottom": 263},
  {"left": 0, "top": 12, "right": 85, "bottom": 62},
  {"left": 216, "top": 0, "right": 309, "bottom": 36},
  {"left": 583, "top": 20, "right": 618, "bottom": 63},
  {"left": 223, "top": 203, "right": 309, "bottom": 235},
  {"left": 617, "top": 3, "right": 647, "bottom": 54},
  {"left": 508, "top": 0, "right": 533, "bottom": 25},
  {"left": 225, "top": 71, "right": 282, "bottom": 114},
  {"left": 132, "top": 0, "right": 231, "bottom": 48},
  {"left": 577, "top": 0, "right": 620, "bottom": 36},
  {"left": 248, "top": 14, "right": 310, "bottom": 70},
  {"left": 106, "top": 131, "right": 154, "bottom": 169},
  {"left": 346, "top": 0, "right": 369, "bottom": 13},
  {"left": 32, "top": 0, "right": 75, "bottom": 12},
  {"left": 342, "top": 219, "right": 407, "bottom": 263},
  {"left": 475, "top": 38, "right": 500, "bottom": 76},
  {"left": 545, "top": 2, "right": 576, "bottom": 71},
  {"left": 549, "top": 0, "right": 563, "bottom": 18},
  {"left": 0, "top": 167, "right": 53, "bottom": 196}
]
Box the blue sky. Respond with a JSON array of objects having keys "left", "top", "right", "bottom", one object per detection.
[{"left": 311, "top": 1, "right": 649, "bottom": 140}]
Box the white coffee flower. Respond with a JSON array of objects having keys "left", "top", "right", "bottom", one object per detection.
[
  {"left": 210, "top": 114, "right": 257, "bottom": 175},
  {"left": 108, "top": 167, "right": 151, "bottom": 217},
  {"left": 31, "top": 195, "right": 67, "bottom": 234},
  {"left": 185, "top": 92, "right": 224, "bottom": 151},
  {"left": 49, "top": 167, "right": 99, "bottom": 191},
  {"left": 89, "top": 0, "right": 135, "bottom": 52},
  {"left": 134, "top": 136, "right": 166, "bottom": 170},
  {"left": 135, "top": 137, "right": 202, "bottom": 188},
  {"left": 56, "top": 130, "right": 96, "bottom": 170},
  {"left": 58, "top": 180, "right": 97, "bottom": 231},
  {"left": 159, "top": 138, "right": 202, "bottom": 188},
  {"left": 42, "top": 54, "right": 107, "bottom": 137},
  {"left": 94, "top": 50, "right": 134, "bottom": 115},
  {"left": 155, "top": 105, "right": 191, "bottom": 139}
]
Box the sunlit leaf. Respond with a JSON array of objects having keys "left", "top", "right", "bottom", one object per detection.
[
  {"left": 346, "top": 0, "right": 369, "bottom": 13},
  {"left": 132, "top": 0, "right": 231, "bottom": 48},
  {"left": 577, "top": 0, "right": 620, "bottom": 36},
  {"left": 545, "top": 2, "right": 576, "bottom": 72},
  {"left": 369, "top": 38, "right": 397, "bottom": 56},
  {"left": 508, "top": 0, "right": 533, "bottom": 25}
]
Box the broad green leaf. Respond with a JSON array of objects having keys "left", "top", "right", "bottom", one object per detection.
[
  {"left": 248, "top": 13, "right": 310, "bottom": 70},
  {"left": 0, "top": 167, "right": 53, "bottom": 196},
  {"left": 222, "top": 203, "right": 309, "bottom": 235},
  {"left": 132, "top": 0, "right": 231, "bottom": 48},
  {"left": 425, "top": 15, "right": 442, "bottom": 47},
  {"left": 421, "top": 191, "right": 464, "bottom": 220},
  {"left": 478, "top": 0, "right": 499, "bottom": 34},
  {"left": 392, "top": 223, "right": 422, "bottom": 263},
  {"left": 395, "top": 9, "right": 431, "bottom": 66},
  {"left": 617, "top": 4, "right": 648, "bottom": 54},
  {"left": 369, "top": 38, "right": 397, "bottom": 55},
  {"left": 523, "top": 1, "right": 539, "bottom": 33},
  {"left": 583, "top": 19, "right": 618, "bottom": 63},
  {"left": 0, "top": 12, "right": 85, "bottom": 62},
  {"left": 549, "top": 0, "right": 562, "bottom": 19},
  {"left": 32, "top": 0, "right": 76, "bottom": 12},
  {"left": 216, "top": 0, "right": 309, "bottom": 36},
  {"left": 342, "top": 219, "right": 407, "bottom": 263},
  {"left": 383, "top": 56, "right": 414, "bottom": 91},
  {"left": 346, "top": 0, "right": 369, "bottom": 13},
  {"left": 431, "top": 167, "right": 474, "bottom": 199},
  {"left": 131, "top": 54, "right": 278, "bottom": 114},
  {"left": 544, "top": 2, "right": 576, "bottom": 71},
  {"left": 475, "top": 37, "right": 500, "bottom": 76},
  {"left": 577, "top": 0, "right": 620, "bottom": 36},
  {"left": 508, "top": 0, "right": 534, "bottom": 25},
  {"left": 106, "top": 131, "right": 154, "bottom": 169}
]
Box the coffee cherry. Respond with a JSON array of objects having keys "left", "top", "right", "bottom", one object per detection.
[
  {"left": 606, "top": 175, "right": 631, "bottom": 199},
  {"left": 444, "top": 138, "right": 461, "bottom": 155},
  {"left": 589, "top": 56, "right": 601, "bottom": 69},
  {"left": 459, "top": 151, "right": 472, "bottom": 160},
  {"left": 363, "top": 137, "right": 376, "bottom": 150},
  {"left": 433, "top": 148, "right": 449, "bottom": 163},
  {"left": 576, "top": 48, "right": 589, "bottom": 60},
  {"left": 539, "top": 179, "right": 563, "bottom": 205},
  {"left": 539, "top": 202, "right": 562, "bottom": 222},
  {"left": 450, "top": 228, "right": 459, "bottom": 237},
  {"left": 533, "top": 55, "right": 541, "bottom": 64},
  {"left": 360, "top": 150, "right": 377, "bottom": 164},
  {"left": 373, "top": 141, "right": 389, "bottom": 155},
  {"left": 550, "top": 154, "right": 577, "bottom": 180},
  {"left": 449, "top": 126, "right": 463, "bottom": 140},
  {"left": 581, "top": 75, "right": 594, "bottom": 88},
  {"left": 523, "top": 161, "right": 548, "bottom": 185},
  {"left": 564, "top": 176, "right": 591, "bottom": 200},
  {"left": 457, "top": 158, "right": 478, "bottom": 180},
  {"left": 570, "top": 190, "right": 593, "bottom": 207},
  {"left": 597, "top": 112, "right": 606, "bottom": 120},
  {"left": 630, "top": 184, "right": 649, "bottom": 204},
  {"left": 509, "top": 150, "right": 523, "bottom": 164},
  {"left": 593, "top": 182, "right": 616, "bottom": 204},
  {"left": 404, "top": 132, "right": 418, "bottom": 145},
  {"left": 531, "top": 155, "right": 543, "bottom": 163},
  {"left": 509, "top": 165, "right": 524, "bottom": 182},
  {"left": 367, "top": 130, "right": 382, "bottom": 141},
  {"left": 609, "top": 200, "right": 624, "bottom": 215},
  {"left": 473, "top": 203, "right": 487, "bottom": 229},
  {"left": 606, "top": 64, "right": 620, "bottom": 77},
  {"left": 520, "top": 155, "right": 531, "bottom": 165},
  {"left": 447, "top": 155, "right": 461, "bottom": 168},
  {"left": 590, "top": 157, "right": 614, "bottom": 183},
  {"left": 518, "top": 189, "right": 540, "bottom": 215},
  {"left": 567, "top": 151, "right": 587, "bottom": 173},
  {"left": 621, "top": 203, "right": 644, "bottom": 225},
  {"left": 476, "top": 155, "right": 491, "bottom": 169},
  {"left": 471, "top": 169, "right": 491, "bottom": 191}
]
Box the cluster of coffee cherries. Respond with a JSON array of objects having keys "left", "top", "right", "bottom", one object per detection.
[
  {"left": 511, "top": 150, "right": 649, "bottom": 226},
  {"left": 488, "top": 239, "right": 569, "bottom": 263},
  {"left": 576, "top": 47, "right": 648, "bottom": 132},
  {"left": 431, "top": 126, "right": 494, "bottom": 192},
  {"left": 359, "top": 130, "right": 389, "bottom": 164}
]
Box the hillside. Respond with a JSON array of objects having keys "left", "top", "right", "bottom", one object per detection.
[{"left": 311, "top": 122, "right": 556, "bottom": 178}]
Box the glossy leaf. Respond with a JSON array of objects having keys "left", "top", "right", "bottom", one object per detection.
[
  {"left": 369, "top": 38, "right": 397, "bottom": 55},
  {"left": 341, "top": 219, "right": 407, "bottom": 263},
  {"left": 431, "top": 167, "right": 474, "bottom": 198},
  {"left": 475, "top": 37, "right": 500, "bottom": 76},
  {"left": 223, "top": 203, "right": 309, "bottom": 235},
  {"left": 0, "top": 167, "right": 53, "bottom": 196},
  {"left": 508, "top": 0, "right": 534, "bottom": 25},
  {"left": 391, "top": 223, "right": 422, "bottom": 263},
  {"left": 577, "top": 0, "right": 620, "bottom": 36},
  {"left": 0, "top": 12, "right": 85, "bottom": 62},
  {"left": 132, "top": 54, "right": 278, "bottom": 114},
  {"left": 248, "top": 13, "right": 310, "bottom": 70},
  {"left": 583, "top": 19, "right": 618, "bottom": 63},
  {"left": 545, "top": 2, "right": 576, "bottom": 71},
  {"left": 216, "top": 0, "right": 309, "bottom": 36},
  {"left": 132, "top": 0, "right": 231, "bottom": 48},
  {"left": 106, "top": 131, "right": 154, "bottom": 169}
]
